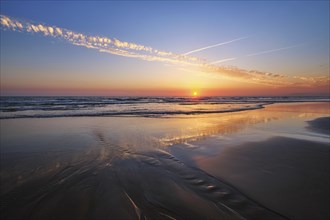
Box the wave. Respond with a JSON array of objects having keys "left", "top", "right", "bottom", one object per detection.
[{"left": 0, "top": 96, "right": 329, "bottom": 119}]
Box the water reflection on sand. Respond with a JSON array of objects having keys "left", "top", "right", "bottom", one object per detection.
[{"left": 0, "top": 102, "right": 329, "bottom": 220}]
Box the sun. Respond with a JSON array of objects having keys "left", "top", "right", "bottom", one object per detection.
[{"left": 193, "top": 91, "right": 198, "bottom": 96}]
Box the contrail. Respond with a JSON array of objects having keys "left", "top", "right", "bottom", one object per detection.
[
  {"left": 210, "top": 57, "right": 237, "bottom": 64},
  {"left": 183, "top": 36, "right": 248, "bottom": 55},
  {"left": 0, "top": 15, "right": 328, "bottom": 88},
  {"left": 246, "top": 44, "right": 303, "bottom": 57},
  {"left": 0, "top": 15, "right": 202, "bottom": 66}
]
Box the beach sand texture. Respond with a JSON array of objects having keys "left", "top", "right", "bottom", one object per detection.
[{"left": 0, "top": 102, "right": 329, "bottom": 220}]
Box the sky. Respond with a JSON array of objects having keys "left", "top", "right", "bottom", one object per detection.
[{"left": 0, "top": 1, "right": 329, "bottom": 96}]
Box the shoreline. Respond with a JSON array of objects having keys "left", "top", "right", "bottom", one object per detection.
[
  {"left": 0, "top": 101, "right": 329, "bottom": 120},
  {"left": 1, "top": 102, "right": 329, "bottom": 219}
]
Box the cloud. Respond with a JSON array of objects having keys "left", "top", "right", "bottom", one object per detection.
[
  {"left": 184, "top": 36, "right": 248, "bottom": 55},
  {"left": 55, "top": 27, "right": 62, "bottom": 35},
  {"left": 0, "top": 14, "right": 328, "bottom": 89}
]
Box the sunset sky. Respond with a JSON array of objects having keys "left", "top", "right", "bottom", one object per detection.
[{"left": 1, "top": 1, "right": 329, "bottom": 96}]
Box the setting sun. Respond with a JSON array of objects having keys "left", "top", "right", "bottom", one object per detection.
[{"left": 0, "top": 1, "right": 329, "bottom": 220}]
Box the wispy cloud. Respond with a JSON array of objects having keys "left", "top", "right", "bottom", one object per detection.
[
  {"left": 183, "top": 36, "right": 248, "bottom": 55},
  {"left": 246, "top": 44, "right": 303, "bottom": 57},
  {"left": 0, "top": 15, "right": 328, "bottom": 88},
  {"left": 0, "top": 15, "right": 203, "bottom": 66}
]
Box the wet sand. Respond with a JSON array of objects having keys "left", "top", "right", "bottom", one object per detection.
[
  {"left": 1, "top": 102, "right": 329, "bottom": 220},
  {"left": 195, "top": 137, "right": 330, "bottom": 220},
  {"left": 1, "top": 138, "right": 287, "bottom": 220},
  {"left": 307, "top": 117, "right": 330, "bottom": 135}
]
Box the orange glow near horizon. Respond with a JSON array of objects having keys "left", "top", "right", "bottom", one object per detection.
[
  {"left": 0, "top": 12, "right": 329, "bottom": 97},
  {"left": 1, "top": 83, "right": 329, "bottom": 96}
]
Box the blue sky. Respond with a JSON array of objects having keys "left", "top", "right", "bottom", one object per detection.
[{"left": 1, "top": 1, "right": 329, "bottom": 96}]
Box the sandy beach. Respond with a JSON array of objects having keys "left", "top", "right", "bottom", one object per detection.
[
  {"left": 1, "top": 1, "right": 329, "bottom": 219},
  {"left": 0, "top": 102, "right": 329, "bottom": 220}
]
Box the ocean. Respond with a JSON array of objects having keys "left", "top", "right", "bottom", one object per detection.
[
  {"left": 0, "top": 97, "right": 329, "bottom": 220},
  {"left": 1, "top": 96, "right": 329, "bottom": 119}
]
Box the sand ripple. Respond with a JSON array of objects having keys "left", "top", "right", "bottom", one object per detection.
[{"left": 0, "top": 132, "right": 289, "bottom": 220}]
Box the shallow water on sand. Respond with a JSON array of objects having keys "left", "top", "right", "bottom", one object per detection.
[{"left": 0, "top": 102, "right": 329, "bottom": 219}]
